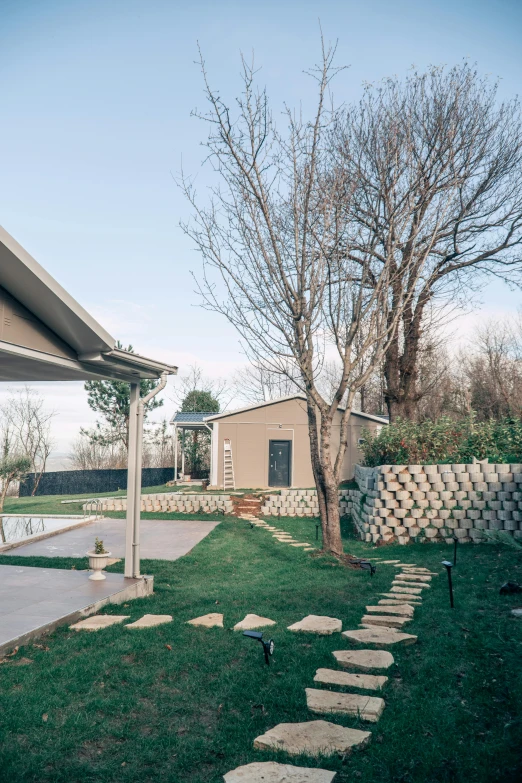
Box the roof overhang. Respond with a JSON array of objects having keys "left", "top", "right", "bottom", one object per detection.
[
  {"left": 0, "top": 227, "right": 177, "bottom": 383},
  {"left": 204, "top": 394, "right": 388, "bottom": 424}
]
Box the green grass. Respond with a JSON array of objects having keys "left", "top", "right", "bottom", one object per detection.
[
  {"left": 3, "top": 485, "right": 177, "bottom": 516},
  {"left": 0, "top": 517, "right": 521, "bottom": 782}
]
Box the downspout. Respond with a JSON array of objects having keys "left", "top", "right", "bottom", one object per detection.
[
  {"left": 204, "top": 422, "right": 213, "bottom": 486},
  {"left": 132, "top": 371, "right": 168, "bottom": 577}
]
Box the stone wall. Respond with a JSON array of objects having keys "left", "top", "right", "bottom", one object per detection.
[
  {"left": 349, "top": 463, "right": 522, "bottom": 545},
  {"left": 84, "top": 492, "right": 233, "bottom": 515},
  {"left": 261, "top": 488, "right": 351, "bottom": 517}
]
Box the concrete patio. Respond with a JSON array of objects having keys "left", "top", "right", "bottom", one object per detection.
[
  {"left": 0, "top": 564, "right": 152, "bottom": 656},
  {"left": 2, "top": 517, "right": 220, "bottom": 560}
]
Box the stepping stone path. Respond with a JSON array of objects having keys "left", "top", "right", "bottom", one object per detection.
[
  {"left": 343, "top": 628, "right": 417, "bottom": 646},
  {"left": 70, "top": 615, "right": 129, "bottom": 631},
  {"left": 287, "top": 615, "right": 342, "bottom": 635},
  {"left": 224, "top": 762, "right": 337, "bottom": 782},
  {"left": 305, "top": 688, "right": 385, "bottom": 722},
  {"left": 314, "top": 668, "right": 387, "bottom": 691},
  {"left": 253, "top": 720, "right": 371, "bottom": 756},
  {"left": 396, "top": 573, "right": 432, "bottom": 582},
  {"left": 366, "top": 604, "right": 414, "bottom": 617},
  {"left": 233, "top": 614, "right": 276, "bottom": 630},
  {"left": 390, "top": 586, "right": 423, "bottom": 595},
  {"left": 187, "top": 613, "right": 224, "bottom": 628},
  {"left": 381, "top": 592, "right": 422, "bottom": 602},
  {"left": 392, "top": 580, "right": 430, "bottom": 590},
  {"left": 360, "top": 614, "right": 411, "bottom": 629},
  {"left": 125, "top": 614, "right": 173, "bottom": 629},
  {"left": 332, "top": 649, "right": 394, "bottom": 671}
]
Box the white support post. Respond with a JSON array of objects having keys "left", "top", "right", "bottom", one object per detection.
[
  {"left": 173, "top": 423, "right": 178, "bottom": 483},
  {"left": 181, "top": 428, "right": 185, "bottom": 478},
  {"left": 132, "top": 396, "right": 145, "bottom": 578},
  {"left": 125, "top": 383, "right": 140, "bottom": 578}
]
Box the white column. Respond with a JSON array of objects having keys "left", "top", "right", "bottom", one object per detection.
[
  {"left": 125, "top": 383, "right": 140, "bottom": 578},
  {"left": 181, "top": 429, "right": 185, "bottom": 477},
  {"left": 173, "top": 423, "right": 178, "bottom": 482},
  {"left": 132, "top": 397, "right": 145, "bottom": 578}
]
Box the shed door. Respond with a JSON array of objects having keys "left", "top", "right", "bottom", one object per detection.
[{"left": 269, "top": 440, "right": 291, "bottom": 487}]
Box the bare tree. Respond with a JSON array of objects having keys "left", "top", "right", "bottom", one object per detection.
[
  {"left": 172, "top": 364, "right": 230, "bottom": 410},
  {"left": 180, "top": 43, "right": 430, "bottom": 556},
  {"left": 2, "top": 387, "right": 55, "bottom": 495},
  {"left": 334, "top": 63, "right": 522, "bottom": 420},
  {"left": 233, "top": 362, "right": 300, "bottom": 404}
]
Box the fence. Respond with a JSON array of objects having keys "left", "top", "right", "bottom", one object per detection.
[{"left": 19, "top": 467, "right": 175, "bottom": 497}]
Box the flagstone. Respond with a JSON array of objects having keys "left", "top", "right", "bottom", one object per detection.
[
  {"left": 389, "top": 586, "right": 423, "bottom": 595},
  {"left": 125, "top": 614, "right": 173, "bottom": 629},
  {"left": 305, "top": 688, "right": 385, "bottom": 723},
  {"left": 233, "top": 613, "right": 276, "bottom": 630},
  {"left": 303, "top": 547, "right": 316, "bottom": 551},
  {"left": 378, "top": 560, "right": 401, "bottom": 564},
  {"left": 287, "top": 615, "right": 342, "bottom": 635},
  {"left": 396, "top": 573, "right": 432, "bottom": 582},
  {"left": 290, "top": 543, "right": 310, "bottom": 547},
  {"left": 378, "top": 600, "right": 418, "bottom": 608},
  {"left": 187, "top": 613, "right": 224, "bottom": 628},
  {"left": 253, "top": 720, "right": 371, "bottom": 756},
  {"left": 342, "top": 628, "right": 417, "bottom": 646},
  {"left": 332, "top": 649, "right": 394, "bottom": 671},
  {"left": 360, "top": 614, "right": 411, "bottom": 628},
  {"left": 392, "top": 581, "right": 430, "bottom": 590},
  {"left": 314, "top": 668, "right": 387, "bottom": 690},
  {"left": 366, "top": 604, "right": 414, "bottom": 616},
  {"left": 380, "top": 592, "right": 422, "bottom": 601},
  {"left": 70, "top": 615, "right": 130, "bottom": 631},
  {"left": 223, "top": 762, "right": 337, "bottom": 782}
]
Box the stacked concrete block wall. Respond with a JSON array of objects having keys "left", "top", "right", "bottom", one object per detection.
[
  {"left": 350, "top": 463, "right": 522, "bottom": 545},
  {"left": 260, "top": 488, "right": 353, "bottom": 517},
  {"left": 84, "top": 493, "right": 233, "bottom": 515}
]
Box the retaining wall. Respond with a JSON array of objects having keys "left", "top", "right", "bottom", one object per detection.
[
  {"left": 84, "top": 492, "right": 233, "bottom": 515},
  {"left": 350, "top": 462, "right": 522, "bottom": 545},
  {"left": 261, "top": 488, "right": 351, "bottom": 517}
]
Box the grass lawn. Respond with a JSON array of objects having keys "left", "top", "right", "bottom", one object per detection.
[
  {"left": 3, "top": 485, "right": 178, "bottom": 517},
  {"left": 0, "top": 516, "right": 521, "bottom": 782}
]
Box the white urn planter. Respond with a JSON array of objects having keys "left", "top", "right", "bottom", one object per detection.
[{"left": 87, "top": 550, "right": 112, "bottom": 581}]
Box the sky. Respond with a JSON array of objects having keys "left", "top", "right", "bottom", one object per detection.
[{"left": 1, "top": 0, "right": 521, "bottom": 459}]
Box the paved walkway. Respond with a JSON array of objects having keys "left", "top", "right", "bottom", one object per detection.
[{"left": 3, "top": 518, "right": 220, "bottom": 561}]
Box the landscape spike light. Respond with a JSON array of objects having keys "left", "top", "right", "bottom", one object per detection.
[
  {"left": 442, "top": 560, "right": 455, "bottom": 608},
  {"left": 359, "top": 561, "right": 376, "bottom": 578},
  {"left": 453, "top": 535, "right": 458, "bottom": 566},
  {"left": 242, "top": 630, "right": 275, "bottom": 665},
  {"left": 315, "top": 523, "right": 320, "bottom": 541}
]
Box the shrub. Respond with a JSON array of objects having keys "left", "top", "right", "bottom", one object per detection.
[{"left": 360, "top": 415, "right": 522, "bottom": 466}]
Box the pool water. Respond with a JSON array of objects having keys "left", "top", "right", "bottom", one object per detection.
[{"left": 0, "top": 516, "right": 88, "bottom": 546}]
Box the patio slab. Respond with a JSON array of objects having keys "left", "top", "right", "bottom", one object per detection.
[
  {"left": 2, "top": 517, "right": 220, "bottom": 561},
  {"left": 0, "top": 564, "right": 152, "bottom": 656}
]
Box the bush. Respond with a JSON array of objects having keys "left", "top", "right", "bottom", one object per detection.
[{"left": 360, "top": 415, "right": 522, "bottom": 467}]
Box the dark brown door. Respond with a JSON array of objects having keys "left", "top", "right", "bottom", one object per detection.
[{"left": 269, "top": 440, "right": 291, "bottom": 487}]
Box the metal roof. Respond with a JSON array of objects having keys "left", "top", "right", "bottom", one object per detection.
[
  {"left": 171, "top": 411, "right": 217, "bottom": 424},
  {"left": 204, "top": 394, "right": 389, "bottom": 424},
  {"left": 0, "top": 227, "right": 177, "bottom": 383}
]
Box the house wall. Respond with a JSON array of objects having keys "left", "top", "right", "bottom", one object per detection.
[{"left": 212, "top": 398, "right": 383, "bottom": 489}]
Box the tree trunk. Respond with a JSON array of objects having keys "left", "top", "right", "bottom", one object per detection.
[{"left": 305, "top": 398, "right": 344, "bottom": 557}]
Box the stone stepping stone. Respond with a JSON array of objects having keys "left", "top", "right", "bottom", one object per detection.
[
  {"left": 378, "top": 600, "right": 418, "bottom": 608},
  {"left": 392, "top": 581, "right": 429, "bottom": 591},
  {"left": 366, "top": 604, "right": 414, "bottom": 616},
  {"left": 253, "top": 720, "right": 371, "bottom": 756},
  {"left": 187, "top": 613, "right": 224, "bottom": 628},
  {"left": 378, "top": 560, "right": 401, "bottom": 564},
  {"left": 233, "top": 614, "right": 276, "bottom": 630},
  {"left": 342, "top": 628, "right": 417, "bottom": 646},
  {"left": 360, "top": 615, "right": 411, "bottom": 629},
  {"left": 290, "top": 543, "right": 310, "bottom": 547},
  {"left": 305, "top": 688, "right": 385, "bottom": 723},
  {"left": 314, "top": 668, "right": 387, "bottom": 691},
  {"left": 396, "top": 573, "right": 432, "bottom": 582},
  {"left": 392, "top": 563, "right": 417, "bottom": 567},
  {"left": 70, "top": 615, "right": 130, "bottom": 631},
  {"left": 287, "top": 615, "right": 342, "bottom": 635},
  {"left": 511, "top": 608, "right": 522, "bottom": 618},
  {"left": 303, "top": 547, "right": 316, "bottom": 551},
  {"left": 126, "top": 614, "right": 173, "bottom": 629},
  {"left": 381, "top": 592, "right": 422, "bottom": 601},
  {"left": 224, "top": 762, "right": 337, "bottom": 782},
  {"left": 332, "top": 649, "right": 394, "bottom": 671}
]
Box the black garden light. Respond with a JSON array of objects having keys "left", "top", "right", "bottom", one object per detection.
[
  {"left": 315, "top": 523, "right": 320, "bottom": 541},
  {"left": 453, "top": 535, "right": 458, "bottom": 566},
  {"left": 442, "top": 560, "right": 455, "bottom": 608},
  {"left": 359, "top": 561, "right": 377, "bottom": 578},
  {"left": 243, "top": 630, "right": 275, "bottom": 665}
]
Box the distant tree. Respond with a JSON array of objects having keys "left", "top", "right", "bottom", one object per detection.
[
  {"left": 172, "top": 364, "right": 228, "bottom": 410},
  {"left": 181, "top": 389, "right": 220, "bottom": 413},
  {"left": 84, "top": 344, "right": 164, "bottom": 450},
  {"left": 0, "top": 454, "right": 31, "bottom": 517}
]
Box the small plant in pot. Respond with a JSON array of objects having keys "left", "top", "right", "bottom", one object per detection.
[{"left": 87, "top": 537, "right": 112, "bottom": 581}]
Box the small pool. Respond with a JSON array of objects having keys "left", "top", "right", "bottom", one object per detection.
[{"left": 0, "top": 516, "right": 95, "bottom": 549}]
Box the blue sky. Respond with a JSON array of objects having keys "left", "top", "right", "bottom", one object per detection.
[{"left": 1, "top": 0, "right": 521, "bottom": 454}]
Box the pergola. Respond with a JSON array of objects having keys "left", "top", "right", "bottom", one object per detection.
[
  {"left": 171, "top": 411, "right": 214, "bottom": 481},
  {"left": 0, "top": 226, "right": 177, "bottom": 579}
]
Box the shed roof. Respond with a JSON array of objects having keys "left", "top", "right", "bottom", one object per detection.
[
  {"left": 0, "top": 227, "right": 177, "bottom": 383},
  {"left": 204, "top": 394, "right": 388, "bottom": 424},
  {"left": 171, "top": 411, "right": 217, "bottom": 424}
]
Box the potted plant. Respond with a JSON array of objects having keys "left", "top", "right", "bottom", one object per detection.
[{"left": 87, "top": 537, "right": 112, "bottom": 581}]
